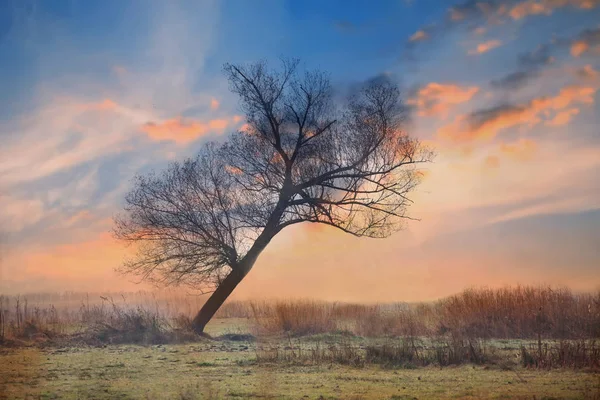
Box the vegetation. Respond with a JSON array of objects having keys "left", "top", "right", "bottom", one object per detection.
[
  {"left": 1, "top": 286, "right": 599, "bottom": 398},
  {"left": 2, "top": 286, "right": 599, "bottom": 343},
  {"left": 3, "top": 343, "right": 599, "bottom": 399}
]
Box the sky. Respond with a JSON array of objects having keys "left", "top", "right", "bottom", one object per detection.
[{"left": 1, "top": 0, "right": 599, "bottom": 302}]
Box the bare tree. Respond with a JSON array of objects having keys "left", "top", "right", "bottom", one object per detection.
[{"left": 114, "top": 59, "right": 434, "bottom": 334}]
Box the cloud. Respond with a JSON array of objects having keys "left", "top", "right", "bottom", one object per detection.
[
  {"left": 490, "top": 45, "right": 555, "bottom": 90},
  {"left": 0, "top": 0, "right": 232, "bottom": 263},
  {"left": 447, "top": 1, "right": 505, "bottom": 23},
  {"left": 508, "top": 0, "right": 599, "bottom": 19},
  {"left": 438, "top": 85, "right": 597, "bottom": 142},
  {"left": 413, "top": 138, "right": 600, "bottom": 227},
  {"left": 78, "top": 99, "right": 119, "bottom": 112},
  {"left": 0, "top": 0, "right": 233, "bottom": 191},
  {"left": 518, "top": 44, "right": 555, "bottom": 68},
  {"left": 570, "top": 27, "right": 600, "bottom": 57},
  {"left": 407, "top": 83, "right": 479, "bottom": 117},
  {"left": 571, "top": 41, "right": 590, "bottom": 56},
  {"left": 488, "top": 194, "right": 600, "bottom": 224},
  {"left": 491, "top": 70, "right": 540, "bottom": 90},
  {"left": 468, "top": 39, "right": 503, "bottom": 54},
  {"left": 140, "top": 116, "right": 239, "bottom": 144},
  {"left": 507, "top": 27, "right": 599, "bottom": 67},
  {"left": 64, "top": 210, "right": 94, "bottom": 227},
  {"left": 499, "top": 138, "right": 537, "bottom": 159},
  {"left": 489, "top": 25, "right": 598, "bottom": 93},
  {"left": 406, "top": 0, "right": 600, "bottom": 49},
  {"left": 0, "top": 97, "right": 153, "bottom": 188},
  {"left": 439, "top": 104, "right": 533, "bottom": 142},
  {"left": 575, "top": 64, "right": 599, "bottom": 80},
  {"left": 547, "top": 107, "right": 581, "bottom": 126},
  {"left": 409, "top": 30, "right": 428, "bottom": 42}
]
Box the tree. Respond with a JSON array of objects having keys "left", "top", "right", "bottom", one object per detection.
[{"left": 113, "top": 59, "right": 434, "bottom": 334}]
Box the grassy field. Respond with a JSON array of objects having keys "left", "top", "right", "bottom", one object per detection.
[
  {"left": 2, "top": 319, "right": 599, "bottom": 399},
  {"left": 2, "top": 326, "right": 600, "bottom": 399},
  {"left": 1, "top": 287, "right": 599, "bottom": 399}
]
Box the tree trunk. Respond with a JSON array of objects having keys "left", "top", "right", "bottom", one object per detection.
[
  {"left": 192, "top": 199, "right": 288, "bottom": 335},
  {"left": 192, "top": 268, "right": 248, "bottom": 334}
]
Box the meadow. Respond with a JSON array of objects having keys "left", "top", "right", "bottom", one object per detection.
[{"left": 1, "top": 286, "right": 599, "bottom": 399}]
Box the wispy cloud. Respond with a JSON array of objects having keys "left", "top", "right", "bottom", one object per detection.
[
  {"left": 140, "top": 116, "right": 241, "bottom": 144},
  {"left": 438, "top": 85, "right": 597, "bottom": 142},
  {"left": 468, "top": 39, "right": 503, "bottom": 54},
  {"left": 408, "top": 83, "right": 479, "bottom": 117},
  {"left": 0, "top": 1, "right": 227, "bottom": 251},
  {"left": 508, "top": 0, "right": 599, "bottom": 19},
  {"left": 409, "top": 29, "right": 428, "bottom": 42},
  {"left": 406, "top": 0, "right": 600, "bottom": 49}
]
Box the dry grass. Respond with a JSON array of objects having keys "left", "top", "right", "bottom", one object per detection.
[
  {"left": 243, "top": 286, "right": 600, "bottom": 341},
  {"left": 520, "top": 339, "right": 600, "bottom": 369},
  {"left": 0, "top": 294, "right": 198, "bottom": 346},
  {"left": 1, "top": 286, "right": 599, "bottom": 357},
  {"left": 435, "top": 286, "right": 600, "bottom": 339}
]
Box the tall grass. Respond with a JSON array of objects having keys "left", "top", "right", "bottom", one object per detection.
[
  {"left": 436, "top": 286, "right": 600, "bottom": 339},
  {"left": 245, "top": 286, "right": 600, "bottom": 340},
  {"left": 1, "top": 286, "right": 598, "bottom": 345},
  {"left": 0, "top": 293, "right": 196, "bottom": 345}
]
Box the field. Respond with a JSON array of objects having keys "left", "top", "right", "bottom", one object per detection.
[{"left": 1, "top": 286, "right": 599, "bottom": 399}]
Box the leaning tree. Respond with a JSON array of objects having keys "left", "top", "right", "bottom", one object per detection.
[{"left": 114, "top": 59, "right": 433, "bottom": 334}]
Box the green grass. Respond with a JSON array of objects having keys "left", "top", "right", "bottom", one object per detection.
[{"left": 1, "top": 333, "right": 599, "bottom": 399}]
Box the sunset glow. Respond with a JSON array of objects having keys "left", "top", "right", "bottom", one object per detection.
[{"left": 1, "top": 0, "right": 599, "bottom": 301}]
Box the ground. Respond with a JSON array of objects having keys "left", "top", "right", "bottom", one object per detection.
[{"left": 1, "top": 319, "right": 599, "bottom": 400}]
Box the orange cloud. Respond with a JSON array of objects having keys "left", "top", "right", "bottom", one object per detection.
[
  {"left": 533, "top": 85, "right": 595, "bottom": 109},
  {"left": 569, "top": 27, "right": 600, "bottom": 57},
  {"left": 571, "top": 41, "right": 589, "bottom": 57},
  {"left": 140, "top": 117, "right": 231, "bottom": 144},
  {"left": 438, "top": 85, "right": 597, "bottom": 142},
  {"left": 468, "top": 40, "right": 503, "bottom": 55},
  {"left": 509, "top": 1, "right": 553, "bottom": 18},
  {"left": 499, "top": 138, "right": 537, "bottom": 160},
  {"left": 409, "top": 30, "right": 428, "bottom": 42},
  {"left": 547, "top": 108, "right": 580, "bottom": 126},
  {"left": 210, "top": 98, "right": 220, "bottom": 110},
  {"left": 508, "top": 0, "right": 599, "bottom": 19},
  {"left": 408, "top": 83, "right": 479, "bottom": 117}
]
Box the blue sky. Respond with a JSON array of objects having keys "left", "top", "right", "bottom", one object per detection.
[{"left": 1, "top": 0, "right": 599, "bottom": 299}]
